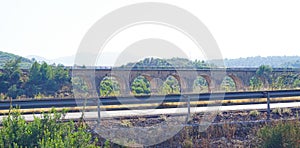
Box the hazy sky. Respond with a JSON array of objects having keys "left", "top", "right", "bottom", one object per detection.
[{"left": 1, "top": 0, "right": 300, "bottom": 61}]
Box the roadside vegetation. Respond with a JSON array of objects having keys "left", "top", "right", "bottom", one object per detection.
[
  {"left": 0, "top": 108, "right": 98, "bottom": 148},
  {"left": 257, "top": 120, "right": 300, "bottom": 147},
  {"left": 1, "top": 108, "right": 299, "bottom": 147}
]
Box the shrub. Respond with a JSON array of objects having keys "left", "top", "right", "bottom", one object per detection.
[
  {"left": 0, "top": 93, "right": 7, "bottom": 100},
  {"left": 120, "top": 120, "right": 132, "bottom": 127},
  {"left": 249, "top": 110, "right": 260, "bottom": 117},
  {"left": 272, "top": 108, "right": 282, "bottom": 116},
  {"left": 282, "top": 108, "right": 292, "bottom": 115},
  {"left": 182, "top": 138, "right": 193, "bottom": 148},
  {"left": 257, "top": 121, "right": 300, "bottom": 148},
  {"left": 0, "top": 108, "right": 98, "bottom": 147}
]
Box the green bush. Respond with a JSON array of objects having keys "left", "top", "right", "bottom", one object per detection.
[
  {"left": 0, "top": 108, "right": 98, "bottom": 148},
  {"left": 249, "top": 110, "right": 260, "bottom": 117},
  {"left": 272, "top": 108, "right": 282, "bottom": 116},
  {"left": 257, "top": 121, "right": 300, "bottom": 148}
]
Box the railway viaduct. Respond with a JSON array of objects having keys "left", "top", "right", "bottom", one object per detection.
[{"left": 72, "top": 68, "right": 300, "bottom": 95}]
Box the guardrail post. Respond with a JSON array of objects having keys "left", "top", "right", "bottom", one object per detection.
[
  {"left": 188, "top": 96, "right": 191, "bottom": 119},
  {"left": 184, "top": 95, "right": 191, "bottom": 123},
  {"left": 267, "top": 92, "right": 271, "bottom": 121},
  {"left": 97, "top": 98, "right": 101, "bottom": 125}
]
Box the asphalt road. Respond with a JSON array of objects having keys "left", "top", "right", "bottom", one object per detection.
[{"left": 1, "top": 101, "right": 299, "bottom": 123}]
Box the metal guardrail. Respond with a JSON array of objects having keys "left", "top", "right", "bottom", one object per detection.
[{"left": 1, "top": 90, "right": 300, "bottom": 120}]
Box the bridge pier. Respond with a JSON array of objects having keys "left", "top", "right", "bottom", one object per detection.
[{"left": 149, "top": 78, "right": 164, "bottom": 94}]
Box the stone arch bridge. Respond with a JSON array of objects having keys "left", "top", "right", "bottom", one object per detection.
[{"left": 72, "top": 68, "right": 300, "bottom": 95}]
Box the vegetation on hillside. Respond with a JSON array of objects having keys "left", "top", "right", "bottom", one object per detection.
[
  {"left": 0, "top": 51, "right": 32, "bottom": 68},
  {"left": 284, "top": 60, "right": 300, "bottom": 68},
  {"left": 121, "top": 57, "right": 215, "bottom": 69},
  {"left": 0, "top": 58, "right": 71, "bottom": 99},
  {"left": 219, "top": 56, "right": 300, "bottom": 68}
]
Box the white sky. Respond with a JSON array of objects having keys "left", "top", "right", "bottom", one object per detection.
[{"left": 1, "top": 0, "right": 300, "bottom": 61}]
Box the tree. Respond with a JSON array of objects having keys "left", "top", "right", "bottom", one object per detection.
[
  {"left": 249, "top": 76, "right": 263, "bottom": 90},
  {"left": 161, "top": 76, "right": 180, "bottom": 94},
  {"left": 131, "top": 76, "right": 151, "bottom": 95},
  {"left": 193, "top": 76, "right": 209, "bottom": 93},
  {"left": 26, "top": 62, "right": 71, "bottom": 97},
  {"left": 256, "top": 65, "right": 273, "bottom": 89},
  {"left": 100, "top": 77, "right": 120, "bottom": 96},
  {"left": 25, "top": 61, "right": 42, "bottom": 97},
  {"left": 220, "top": 76, "right": 236, "bottom": 92},
  {"left": 53, "top": 64, "right": 70, "bottom": 89},
  {"left": 0, "top": 58, "right": 23, "bottom": 98},
  {"left": 40, "top": 62, "right": 56, "bottom": 95},
  {"left": 71, "top": 77, "right": 89, "bottom": 98},
  {"left": 274, "top": 73, "right": 300, "bottom": 89},
  {"left": 294, "top": 81, "right": 300, "bottom": 88}
]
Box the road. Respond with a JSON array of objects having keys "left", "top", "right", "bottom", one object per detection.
[{"left": 1, "top": 101, "right": 299, "bottom": 123}]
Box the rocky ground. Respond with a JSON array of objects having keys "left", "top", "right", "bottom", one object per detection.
[{"left": 87, "top": 107, "right": 300, "bottom": 147}]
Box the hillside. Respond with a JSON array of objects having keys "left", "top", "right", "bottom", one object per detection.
[
  {"left": 1, "top": 50, "right": 300, "bottom": 68},
  {"left": 222, "top": 56, "right": 300, "bottom": 68},
  {"left": 0, "top": 51, "right": 33, "bottom": 68},
  {"left": 121, "top": 57, "right": 214, "bottom": 69},
  {"left": 121, "top": 56, "right": 300, "bottom": 69}
]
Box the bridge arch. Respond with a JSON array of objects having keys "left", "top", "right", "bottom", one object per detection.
[
  {"left": 161, "top": 75, "right": 181, "bottom": 94},
  {"left": 220, "top": 76, "right": 237, "bottom": 92},
  {"left": 96, "top": 74, "right": 126, "bottom": 96},
  {"left": 227, "top": 74, "right": 244, "bottom": 91},
  {"left": 139, "top": 73, "right": 153, "bottom": 83},
  {"left": 193, "top": 76, "right": 210, "bottom": 93}
]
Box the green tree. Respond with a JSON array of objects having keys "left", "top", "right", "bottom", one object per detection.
[
  {"left": 25, "top": 61, "right": 42, "bottom": 97},
  {"left": 274, "top": 73, "right": 300, "bottom": 89},
  {"left": 220, "top": 76, "right": 236, "bottom": 92},
  {"left": 40, "top": 62, "right": 56, "bottom": 95},
  {"left": 256, "top": 65, "right": 273, "bottom": 89},
  {"left": 161, "top": 76, "right": 180, "bottom": 94},
  {"left": 71, "top": 77, "right": 89, "bottom": 98},
  {"left": 249, "top": 76, "right": 263, "bottom": 90},
  {"left": 0, "top": 58, "right": 23, "bottom": 98},
  {"left": 131, "top": 76, "right": 151, "bottom": 95},
  {"left": 26, "top": 62, "right": 71, "bottom": 97},
  {"left": 100, "top": 77, "right": 120, "bottom": 96},
  {"left": 293, "top": 75, "right": 300, "bottom": 88},
  {"left": 193, "top": 76, "right": 209, "bottom": 93},
  {"left": 53, "top": 64, "right": 70, "bottom": 89}
]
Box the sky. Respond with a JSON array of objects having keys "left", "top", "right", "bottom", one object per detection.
[{"left": 1, "top": 0, "right": 300, "bottom": 64}]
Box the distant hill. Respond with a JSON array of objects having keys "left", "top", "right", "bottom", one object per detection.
[
  {"left": 0, "top": 51, "right": 32, "bottom": 68},
  {"left": 26, "top": 55, "right": 52, "bottom": 63},
  {"left": 221, "top": 56, "right": 300, "bottom": 68},
  {"left": 2, "top": 50, "right": 300, "bottom": 68},
  {"left": 122, "top": 56, "right": 300, "bottom": 69}
]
